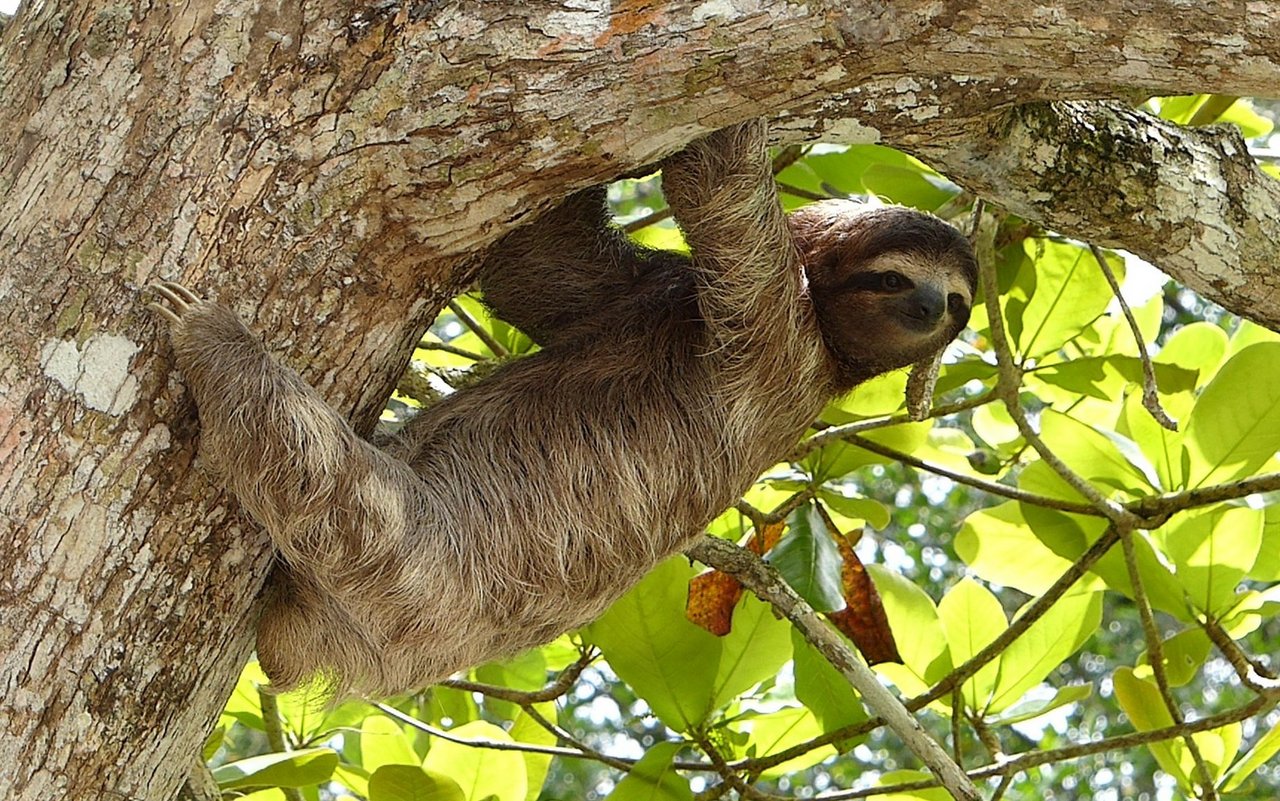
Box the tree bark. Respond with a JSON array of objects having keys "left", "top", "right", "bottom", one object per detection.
[{"left": 1, "top": 2, "right": 1278, "bottom": 799}]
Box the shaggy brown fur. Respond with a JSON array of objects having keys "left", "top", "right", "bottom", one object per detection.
[{"left": 151, "top": 120, "right": 976, "bottom": 698}]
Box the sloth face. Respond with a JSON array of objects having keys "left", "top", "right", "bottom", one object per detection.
[{"left": 788, "top": 201, "right": 978, "bottom": 387}]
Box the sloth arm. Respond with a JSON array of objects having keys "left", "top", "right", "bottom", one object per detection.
[
  {"left": 659, "top": 120, "right": 807, "bottom": 356},
  {"left": 477, "top": 187, "right": 690, "bottom": 347}
]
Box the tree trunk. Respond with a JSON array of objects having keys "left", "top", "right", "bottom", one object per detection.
[{"left": 1, "top": 2, "right": 1278, "bottom": 798}]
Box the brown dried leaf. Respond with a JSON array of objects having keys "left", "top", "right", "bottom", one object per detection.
[
  {"left": 827, "top": 530, "right": 903, "bottom": 666},
  {"left": 686, "top": 569, "right": 744, "bottom": 636},
  {"left": 686, "top": 522, "right": 786, "bottom": 636}
]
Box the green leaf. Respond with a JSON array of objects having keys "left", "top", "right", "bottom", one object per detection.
[
  {"left": 873, "top": 770, "right": 952, "bottom": 800},
  {"left": 1089, "top": 530, "right": 1191, "bottom": 621},
  {"left": 868, "top": 566, "right": 951, "bottom": 696},
  {"left": 1222, "top": 717, "right": 1280, "bottom": 792},
  {"left": 1121, "top": 390, "right": 1186, "bottom": 492},
  {"left": 220, "top": 660, "right": 269, "bottom": 731},
  {"left": 422, "top": 721, "right": 528, "bottom": 801},
  {"left": 937, "top": 578, "right": 1005, "bottom": 711},
  {"left": 1156, "top": 321, "right": 1229, "bottom": 392},
  {"left": 792, "top": 629, "right": 867, "bottom": 734},
  {"left": 955, "top": 502, "right": 1079, "bottom": 595},
  {"left": 585, "top": 557, "right": 721, "bottom": 731},
  {"left": 738, "top": 706, "right": 830, "bottom": 777},
  {"left": 212, "top": 748, "right": 339, "bottom": 790},
  {"left": 368, "top": 765, "right": 467, "bottom": 801},
  {"left": 202, "top": 724, "right": 226, "bottom": 762},
  {"left": 1112, "top": 668, "right": 1186, "bottom": 786},
  {"left": 805, "top": 422, "right": 930, "bottom": 481},
  {"left": 606, "top": 741, "right": 692, "bottom": 801},
  {"left": 1184, "top": 342, "right": 1280, "bottom": 488},
  {"left": 988, "top": 589, "right": 1102, "bottom": 714},
  {"left": 1249, "top": 502, "right": 1280, "bottom": 581},
  {"left": 711, "top": 593, "right": 793, "bottom": 709},
  {"left": 989, "top": 684, "right": 1092, "bottom": 726},
  {"left": 766, "top": 504, "right": 846, "bottom": 613},
  {"left": 1137, "top": 628, "right": 1210, "bottom": 688},
  {"left": 360, "top": 714, "right": 421, "bottom": 773},
  {"left": 818, "top": 489, "right": 891, "bottom": 529},
  {"left": 1014, "top": 239, "right": 1121, "bottom": 360},
  {"left": 511, "top": 704, "right": 558, "bottom": 801},
  {"left": 1154, "top": 505, "right": 1263, "bottom": 614},
  {"left": 862, "top": 163, "right": 955, "bottom": 211},
  {"left": 1038, "top": 409, "right": 1161, "bottom": 495}
]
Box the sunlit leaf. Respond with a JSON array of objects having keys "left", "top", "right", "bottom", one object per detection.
[
  {"left": 937, "top": 578, "right": 1005, "bottom": 711},
  {"left": 212, "top": 748, "right": 339, "bottom": 790},
  {"left": 739, "top": 706, "right": 830, "bottom": 777},
  {"left": 1249, "top": 502, "right": 1280, "bottom": 581},
  {"left": 368, "top": 765, "right": 466, "bottom": 801},
  {"left": 1112, "top": 668, "right": 1186, "bottom": 787},
  {"left": 360, "top": 714, "right": 421, "bottom": 773},
  {"left": 989, "top": 684, "right": 1092, "bottom": 726},
  {"left": 955, "top": 502, "right": 1079, "bottom": 595},
  {"left": 607, "top": 741, "right": 692, "bottom": 801},
  {"left": 818, "top": 489, "right": 891, "bottom": 529},
  {"left": 1015, "top": 239, "right": 1121, "bottom": 360},
  {"left": 1153, "top": 504, "right": 1263, "bottom": 614},
  {"left": 1039, "top": 409, "right": 1161, "bottom": 495},
  {"left": 869, "top": 566, "right": 951, "bottom": 696},
  {"left": 1184, "top": 342, "right": 1280, "bottom": 488},
  {"left": 792, "top": 629, "right": 867, "bottom": 734},
  {"left": 586, "top": 557, "right": 721, "bottom": 731},
  {"left": 711, "top": 593, "right": 793, "bottom": 709},
  {"left": 510, "top": 705, "right": 557, "bottom": 801},
  {"left": 422, "top": 721, "right": 527, "bottom": 801},
  {"left": 989, "top": 589, "right": 1102, "bottom": 714},
  {"left": 1136, "top": 628, "right": 1211, "bottom": 688},
  {"left": 1222, "top": 717, "right": 1280, "bottom": 792}
]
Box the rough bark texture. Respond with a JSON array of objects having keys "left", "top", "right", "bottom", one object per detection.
[{"left": 1, "top": 1, "right": 1278, "bottom": 799}]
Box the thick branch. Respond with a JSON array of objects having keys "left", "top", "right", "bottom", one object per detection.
[{"left": 912, "top": 101, "right": 1280, "bottom": 330}]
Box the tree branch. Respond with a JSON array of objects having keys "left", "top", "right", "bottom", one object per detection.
[{"left": 686, "top": 536, "right": 981, "bottom": 801}]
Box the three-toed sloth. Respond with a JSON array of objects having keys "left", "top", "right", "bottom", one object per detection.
[{"left": 153, "top": 120, "right": 977, "bottom": 698}]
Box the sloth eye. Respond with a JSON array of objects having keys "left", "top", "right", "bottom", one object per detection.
[
  {"left": 947, "top": 293, "right": 968, "bottom": 314},
  {"left": 880, "top": 272, "right": 907, "bottom": 291}
]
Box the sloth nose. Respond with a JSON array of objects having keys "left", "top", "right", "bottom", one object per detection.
[{"left": 905, "top": 286, "right": 946, "bottom": 328}]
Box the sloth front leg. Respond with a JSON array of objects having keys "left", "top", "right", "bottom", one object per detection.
[
  {"left": 149, "top": 282, "right": 425, "bottom": 583},
  {"left": 660, "top": 119, "right": 805, "bottom": 348}
]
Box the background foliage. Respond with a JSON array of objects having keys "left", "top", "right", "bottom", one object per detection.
[{"left": 198, "top": 96, "right": 1280, "bottom": 801}]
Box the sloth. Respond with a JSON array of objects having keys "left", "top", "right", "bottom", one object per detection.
[{"left": 151, "top": 120, "right": 977, "bottom": 698}]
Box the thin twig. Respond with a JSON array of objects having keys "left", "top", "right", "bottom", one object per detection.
[
  {"left": 517, "top": 699, "right": 636, "bottom": 773},
  {"left": 687, "top": 536, "right": 982, "bottom": 801},
  {"left": 1126, "top": 472, "right": 1280, "bottom": 519},
  {"left": 258, "top": 689, "right": 305, "bottom": 801},
  {"left": 776, "top": 181, "right": 834, "bottom": 202},
  {"left": 976, "top": 210, "right": 1137, "bottom": 526},
  {"left": 1089, "top": 244, "right": 1177, "bottom": 431},
  {"left": 447, "top": 300, "right": 508, "bottom": 357},
  {"left": 841, "top": 432, "right": 1101, "bottom": 516},
  {"left": 416, "top": 339, "right": 488, "bottom": 362},
  {"left": 914, "top": 524, "right": 1121, "bottom": 707},
  {"left": 1199, "top": 616, "right": 1280, "bottom": 694},
  {"left": 442, "top": 648, "right": 597, "bottom": 704},
  {"left": 373, "top": 702, "right": 634, "bottom": 769},
  {"left": 793, "top": 392, "right": 997, "bottom": 459},
  {"left": 694, "top": 730, "right": 769, "bottom": 800},
  {"left": 1120, "top": 530, "right": 1218, "bottom": 799}
]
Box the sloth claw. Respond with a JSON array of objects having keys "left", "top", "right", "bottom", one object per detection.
[{"left": 149, "top": 281, "right": 202, "bottom": 325}]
